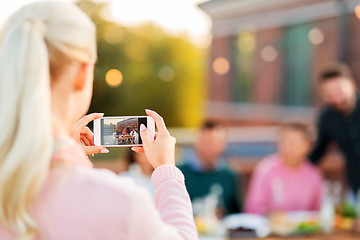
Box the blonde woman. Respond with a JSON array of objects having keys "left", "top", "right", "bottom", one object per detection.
[{"left": 0, "top": 1, "right": 197, "bottom": 240}]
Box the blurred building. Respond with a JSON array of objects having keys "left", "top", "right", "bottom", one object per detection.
[{"left": 199, "top": 0, "right": 360, "bottom": 126}]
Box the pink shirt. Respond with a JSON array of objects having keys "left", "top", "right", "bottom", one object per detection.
[
  {"left": 0, "top": 138, "right": 197, "bottom": 240},
  {"left": 245, "top": 154, "right": 323, "bottom": 216}
]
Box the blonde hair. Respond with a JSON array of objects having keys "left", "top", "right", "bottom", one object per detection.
[{"left": 0, "top": 1, "right": 96, "bottom": 239}]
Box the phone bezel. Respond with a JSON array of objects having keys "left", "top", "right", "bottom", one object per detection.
[{"left": 94, "top": 116, "right": 155, "bottom": 147}]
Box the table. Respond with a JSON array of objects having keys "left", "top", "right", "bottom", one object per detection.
[
  {"left": 230, "top": 230, "right": 359, "bottom": 240},
  {"left": 201, "top": 230, "right": 359, "bottom": 240},
  {"left": 116, "top": 135, "right": 135, "bottom": 144}
]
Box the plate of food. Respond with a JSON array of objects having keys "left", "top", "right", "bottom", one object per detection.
[
  {"left": 223, "top": 213, "right": 271, "bottom": 238},
  {"left": 269, "top": 211, "right": 320, "bottom": 236}
]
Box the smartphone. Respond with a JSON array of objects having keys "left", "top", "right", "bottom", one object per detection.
[{"left": 94, "top": 116, "right": 155, "bottom": 147}]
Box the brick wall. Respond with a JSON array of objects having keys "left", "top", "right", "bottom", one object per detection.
[
  {"left": 206, "top": 1, "right": 360, "bottom": 125},
  {"left": 209, "top": 36, "right": 233, "bottom": 102},
  {"left": 348, "top": 15, "right": 360, "bottom": 87},
  {"left": 252, "top": 28, "right": 283, "bottom": 104},
  {"left": 312, "top": 17, "right": 340, "bottom": 106}
]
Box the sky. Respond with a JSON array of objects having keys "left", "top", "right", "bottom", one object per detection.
[{"left": 0, "top": 0, "right": 212, "bottom": 47}]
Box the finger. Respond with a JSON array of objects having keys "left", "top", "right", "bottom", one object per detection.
[
  {"left": 81, "top": 127, "right": 93, "bottom": 139},
  {"left": 84, "top": 146, "right": 109, "bottom": 155},
  {"left": 131, "top": 147, "right": 145, "bottom": 154},
  {"left": 74, "top": 113, "right": 104, "bottom": 130},
  {"left": 145, "top": 109, "right": 168, "bottom": 135},
  {"left": 139, "top": 124, "right": 151, "bottom": 146},
  {"left": 81, "top": 127, "right": 94, "bottom": 145},
  {"left": 80, "top": 135, "right": 91, "bottom": 146}
]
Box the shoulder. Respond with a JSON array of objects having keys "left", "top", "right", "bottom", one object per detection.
[
  {"left": 255, "top": 154, "right": 282, "bottom": 174},
  {"left": 250, "top": 154, "right": 283, "bottom": 184},
  {"left": 320, "top": 106, "right": 333, "bottom": 117},
  {"left": 68, "top": 167, "right": 135, "bottom": 189},
  {"left": 318, "top": 106, "right": 336, "bottom": 124},
  {"left": 177, "top": 162, "right": 192, "bottom": 173},
  {"left": 220, "top": 166, "right": 238, "bottom": 177},
  {"left": 303, "top": 161, "right": 323, "bottom": 181},
  {"left": 211, "top": 166, "right": 239, "bottom": 186}
]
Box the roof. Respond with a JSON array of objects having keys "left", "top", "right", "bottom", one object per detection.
[{"left": 198, "top": 0, "right": 358, "bottom": 37}]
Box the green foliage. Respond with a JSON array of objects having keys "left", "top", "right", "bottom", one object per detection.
[
  {"left": 340, "top": 202, "right": 357, "bottom": 219},
  {"left": 293, "top": 222, "right": 320, "bottom": 235},
  {"left": 77, "top": 0, "right": 206, "bottom": 127}
]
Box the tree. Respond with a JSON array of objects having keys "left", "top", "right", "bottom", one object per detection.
[{"left": 77, "top": 0, "right": 206, "bottom": 127}]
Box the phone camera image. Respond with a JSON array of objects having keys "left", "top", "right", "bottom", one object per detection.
[{"left": 100, "top": 117, "right": 147, "bottom": 146}]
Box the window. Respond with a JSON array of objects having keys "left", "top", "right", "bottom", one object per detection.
[
  {"left": 233, "top": 30, "right": 256, "bottom": 102},
  {"left": 282, "top": 23, "right": 312, "bottom": 106}
]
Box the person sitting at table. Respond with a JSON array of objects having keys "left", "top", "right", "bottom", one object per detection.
[
  {"left": 126, "top": 126, "right": 131, "bottom": 135},
  {"left": 178, "top": 120, "right": 242, "bottom": 217},
  {"left": 116, "top": 129, "right": 121, "bottom": 136},
  {"left": 112, "top": 130, "right": 118, "bottom": 145},
  {"left": 124, "top": 126, "right": 131, "bottom": 144},
  {"left": 121, "top": 149, "right": 154, "bottom": 196},
  {"left": 245, "top": 122, "right": 323, "bottom": 216},
  {"left": 134, "top": 128, "right": 139, "bottom": 144},
  {"left": 130, "top": 128, "right": 137, "bottom": 144}
]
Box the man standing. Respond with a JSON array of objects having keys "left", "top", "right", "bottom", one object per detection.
[
  {"left": 178, "top": 121, "right": 241, "bottom": 217},
  {"left": 310, "top": 63, "right": 360, "bottom": 194}
]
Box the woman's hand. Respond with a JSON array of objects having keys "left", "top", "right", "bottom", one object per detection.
[
  {"left": 132, "top": 109, "right": 176, "bottom": 169},
  {"left": 72, "top": 113, "right": 109, "bottom": 156}
]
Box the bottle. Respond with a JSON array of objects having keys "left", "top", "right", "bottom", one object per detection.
[
  {"left": 194, "top": 184, "right": 224, "bottom": 237},
  {"left": 319, "top": 182, "right": 335, "bottom": 234}
]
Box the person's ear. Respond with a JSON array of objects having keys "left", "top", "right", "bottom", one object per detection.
[{"left": 74, "top": 62, "right": 90, "bottom": 91}]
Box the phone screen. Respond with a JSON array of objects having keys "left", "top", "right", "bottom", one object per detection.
[{"left": 100, "top": 117, "right": 147, "bottom": 146}]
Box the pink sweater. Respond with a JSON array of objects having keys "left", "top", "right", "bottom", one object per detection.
[
  {"left": 245, "top": 154, "right": 323, "bottom": 216},
  {"left": 0, "top": 140, "right": 197, "bottom": 239}
]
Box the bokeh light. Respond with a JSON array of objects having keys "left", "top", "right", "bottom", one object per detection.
[
  {"left": 260, "top": 45, "right": 278, "bottom": 62},
  {"left": 355, "top": 5, "right": 360, "bottom": 20},
  {"left": 308, "top": 28, "right": 324, "bottom": 45},
  {"left": 105, "top": 69, "right": 123, "bottom": 87},
  {"left": 159, "top": 66, "right": 175, "bottom": 82},
  {"left": 212, "top": 57, "right": 230, "bottom": 75},
  {"left": 237, "top": 31, "right": 256, "bottom": 54}
]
